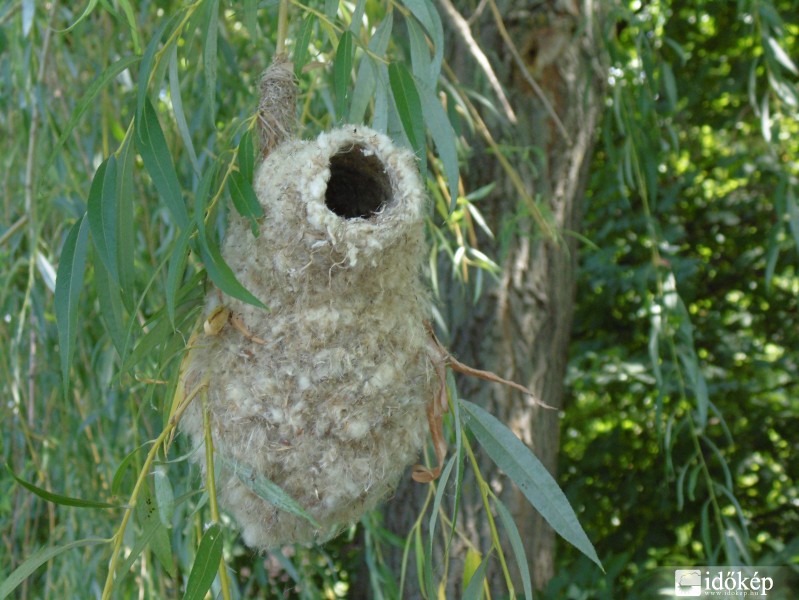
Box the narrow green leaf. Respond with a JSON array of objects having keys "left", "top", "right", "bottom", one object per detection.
[
  {"left": 785, "top": 186, "right": 799, "bottom": 255},
  {"left": 154, "top": 465, "right": 175, "bottom": 529},
  {"left": 136, "top": 96, "right": 190, "bottom": 230},
  {"left": 6, "top": 463, "right": 118, "bottom": 509},
  {"left": 116, "top": 134, "right": 136, "bottom": 310},
  {"left": 349, "top": 0, "right": 366, "bottom": 34},
  {"left": 228, "top": 170, "right": 263, "bottom": 236},
  {"left": 169, "top": 47, "right": 200, "bottom": 174},
  {"left": 373, "top": 65, "right": 390, "bottom": 132},
  {"left": 55, "top": 214, "right": 89, "bottom": 396},
  {"left": 237, "top": 129, "right": 256, "bottom": 183},
  {"left": 460, "top": 400, "right": 603, "bottom": 571},
  {"left": 767, "top": 36, "right": 798, "bottom": 75},
  {"left": 388, "top": 63, "right": 426, "bottom": 168},
  {"left": 166, "top": 227, "right": 191, "bottom": 328},
  {"left": 461, "top": 547, "right": 483, "bottom": 594},
  {"left": 111, "top": 442, "right": 155, "bottom": 496},
  {"left": 121, "top": 312, "right": 172, "bottom": 374},
  {"left": 60, "top": 0, "right": 99, "bottom": 32},
  {"left": 293, "top": 16, "right": 315, "bottom": 78},
  {"left": 401, "top": 0, "right": 444, "bottom": 78},
  {"left": 117, "top": 0, "right": 141, "bottom": 53},
  {"left": 0, "top": 538, "right": 109, "bottom": 600},
  {"left": 217, "top": 455, "right": 320, "bottom": 527},
  {"left": 198, "top": 229, "right": 265, "bottom": 308},
  {"left": 661, "top": 62, "right": 677, "bottom": 111},
  {"left": 50, "top": 56, "right": 140, "bottom": 162},
  {"left": 462, "top": 551, "right": 491, "bottom": 600},
  {"left": 349, "top": 13, "right": 393, "bottom": 124},
  {"left": 243, "top": 0, "right": 258, "bottom": 39},
  {"left": 334, "top": 31, "right": 355, "bottom": 121},
  {"left": 137, "top": 16, "right": 177, "bottom": 121},
  {"left": 406, "top": 18, "right": 431, "bottom": 82},
  {"left": 136, "top": 484, "right": 176, "bottom": 577},
  {"left": 94, "top": 255, "right": 126, "bottom": 356},
  {"left": 182, "top": 523, "right": 224, "bottom": 600},
  {"left": 426, "top": 455, "right": 456, "bottom": 598},
  {"left": 195, "top": 164, "right": 266, "bottom": 308},
  {"left": 417, "top": 77, "right": 459, "bottom": 209},
  {"left": 202, "top": 0, "right": 219, "bottom": 117},
  {"left": 88, "top": 156, "right": 119, "bottom": 285},
  {"left": 324, "top": 0, "right": 338, "bottom": 19},
  {"left": 494, "top": 496, "right": 533, "bottom": 600}
]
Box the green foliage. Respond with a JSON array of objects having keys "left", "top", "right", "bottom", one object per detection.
[{"left": 555, "top": 0, "right": 799, "bottom": 595}]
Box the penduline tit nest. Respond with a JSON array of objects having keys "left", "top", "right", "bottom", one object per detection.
[{"left": 179, "top": 55, "right": 539, "bottom": 550}]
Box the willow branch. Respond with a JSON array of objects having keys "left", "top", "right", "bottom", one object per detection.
[{"left": 437, "top": 0, "right": 517, "bottom": 124}]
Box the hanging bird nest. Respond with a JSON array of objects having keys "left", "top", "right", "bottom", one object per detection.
[{"left": 179, "top": 57, "right": 437, "bottom": 549}]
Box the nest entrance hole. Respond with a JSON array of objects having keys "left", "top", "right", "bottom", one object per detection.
[{"left": 325, "top": 144, "right": 392, "bottom": 219}]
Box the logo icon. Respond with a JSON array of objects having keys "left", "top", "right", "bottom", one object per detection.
[{"left": 675, "top": 570, "right": 702, "bottom": 596}]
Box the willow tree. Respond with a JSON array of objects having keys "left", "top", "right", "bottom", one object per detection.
[{"left": 383, "top": 0, "right": 608, "bottom": 593}]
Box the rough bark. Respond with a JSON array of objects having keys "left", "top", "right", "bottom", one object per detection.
[{"left": 380, "top": 0, "right": 607, "bottom": 595}]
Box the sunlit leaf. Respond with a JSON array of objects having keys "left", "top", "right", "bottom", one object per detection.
[
  {"left": 460, "top": 400, "right": 603, "bottom": 571},
  {"left": 462, "top": 551, "right": 490, "bottom": 600},
  {"left": 461, "top": 547, "right": 485, "bottom": 596},
  {"left": 766, "top": 36, "right": 798, "bottom": 75},
  {"left": 55, "top": 214, "right": 89, "bottom": 396}
]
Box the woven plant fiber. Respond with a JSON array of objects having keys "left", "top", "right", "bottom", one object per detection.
[{"left": 181, "top": 126, "right": 435, "bottom": 548}]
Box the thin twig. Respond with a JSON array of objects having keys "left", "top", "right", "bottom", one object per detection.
[
  {"left": 0, "top": 215, "right": 27, "bottom": 247},
  {"left": 437, "top": 0, "right": 517, "bottom": 124},
  {"left": 203, "top": 390, "right": 232, "bottom": 600},
  {"left": 486, "top": 0, "right": 572, "bottom": 145}
]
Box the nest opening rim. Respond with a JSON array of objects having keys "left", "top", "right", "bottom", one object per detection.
[{"left": 324, "top": 144, "right": 393, "bottom": 220}]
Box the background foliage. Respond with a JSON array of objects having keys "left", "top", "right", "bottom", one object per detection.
[{"left": 1, "top": 0, "right": 797, "bottom": 598}]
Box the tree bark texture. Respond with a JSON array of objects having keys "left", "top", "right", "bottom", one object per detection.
[{"left": 381, "top": 0, "right": 607, "bottom": 595}]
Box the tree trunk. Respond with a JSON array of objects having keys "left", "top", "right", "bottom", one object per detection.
[{"left": 380, "top": 0, "right": 607, "bottom": 595}]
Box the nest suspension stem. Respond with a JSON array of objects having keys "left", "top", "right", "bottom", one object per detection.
[{"left": 276, "top": 0, "right": 290, "bottom": 55}]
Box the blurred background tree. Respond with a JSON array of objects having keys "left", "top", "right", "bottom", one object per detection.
[{"left": 1, "top": 0, "right": 797, "bottom": 598}]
